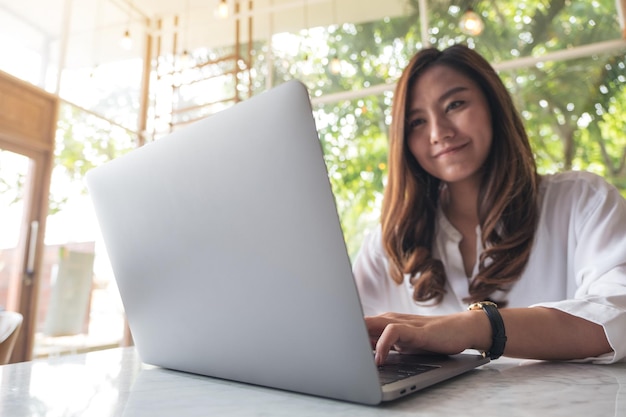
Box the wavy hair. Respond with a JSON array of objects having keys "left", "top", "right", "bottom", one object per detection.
[{"left": 381, "top": 44, "right": 540, "bottom": 306}]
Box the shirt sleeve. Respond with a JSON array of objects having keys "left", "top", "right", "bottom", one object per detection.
[
  {"left": 532, "top": 173, "right": 626, "bottom": 364},
  {"left": 352, "top": 226, "right": 394, "bottom": 316}
]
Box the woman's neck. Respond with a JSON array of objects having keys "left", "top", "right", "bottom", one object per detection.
[
  {"left": 441, "top": 178, "right": 482, "bottom": 278},
  {"left": 441, "top": 179, "right": 480, "bottom": 226}
]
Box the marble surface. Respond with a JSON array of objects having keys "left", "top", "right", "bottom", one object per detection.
[{"left": 0, "top": 347, "right": 624, "bottom": 416}]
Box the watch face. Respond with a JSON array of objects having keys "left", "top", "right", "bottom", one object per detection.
[{"left": 468, "top": 301, "right": 498, "bottom": 310}]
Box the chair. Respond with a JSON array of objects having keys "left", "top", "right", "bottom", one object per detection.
[
  {"left": 43, "top": 248, "right": 95, "bottom": 337},
  {"left": 0, "top": 311, "right": 23, "bottom": 365},
  {"left": 40, "top": 248, "right": 95, "bottom": 356}
]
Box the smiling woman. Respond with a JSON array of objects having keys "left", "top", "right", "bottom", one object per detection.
[
  {"left": 354, "top": 44, "right": 626, "bottom": 366},
  {"left": 405, "top": 67, "right": 495, "bottom": 279}
]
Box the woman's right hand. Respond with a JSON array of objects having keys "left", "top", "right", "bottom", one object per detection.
[{"left": 365, "top": 311, "right": 492, "bottom": 365}]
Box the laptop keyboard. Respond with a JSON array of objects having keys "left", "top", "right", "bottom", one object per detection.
[{"left": 377, "top": 356, "right": 439, "bottom": 385}]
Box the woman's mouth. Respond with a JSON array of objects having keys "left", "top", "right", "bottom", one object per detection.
[{"left": 434, "top": 142, "right": 469, "bottom": 158}]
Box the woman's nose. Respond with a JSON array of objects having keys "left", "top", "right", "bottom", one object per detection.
[{"left": 429, "top": 117, "right": 454, "bottom": 145}]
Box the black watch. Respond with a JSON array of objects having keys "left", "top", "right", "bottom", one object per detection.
[{"left": 468, "top": 301, "right": 507, "bottom": 360}]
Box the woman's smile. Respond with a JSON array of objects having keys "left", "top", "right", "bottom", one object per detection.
[{"left": 434, "top": 142, "right": 470, "bottom": 158}]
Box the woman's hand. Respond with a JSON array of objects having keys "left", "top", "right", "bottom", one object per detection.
[
  {"left": 365, "top": 311, "right": 492, "bottom": 365},
  {"left": 365, "top": 308, "right": 613, "bottom": 365}
]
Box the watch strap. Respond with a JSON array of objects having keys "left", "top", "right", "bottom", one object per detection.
[{"left": 468, "top": 301, "right": 507, "bottom": 360}]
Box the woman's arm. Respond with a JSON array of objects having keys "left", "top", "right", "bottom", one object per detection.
[{"left": 366, "top": 307, "right": 612, "bottom": 366}]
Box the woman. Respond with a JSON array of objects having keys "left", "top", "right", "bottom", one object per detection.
[{"left": 353, "top": 44, "right": 626, "bottom": 366}]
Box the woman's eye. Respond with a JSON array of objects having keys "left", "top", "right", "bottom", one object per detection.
[
  {"left": 446, "top": 100, "right": 464, "bottom": 111},
  {"left": 408, "top": 118, "right": 425, "bottom": 129}
]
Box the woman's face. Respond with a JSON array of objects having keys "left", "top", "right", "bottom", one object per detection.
[{"left": 405, "top": 64, "right": 493, "bottom": 187}]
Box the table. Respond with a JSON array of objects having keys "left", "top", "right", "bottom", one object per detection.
[{"left": 0, "top": 347, "right": 624, "bottom": 416}]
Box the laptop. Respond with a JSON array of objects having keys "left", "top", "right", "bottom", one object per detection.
[{"left": 85, "top": 80, "right": 489, "bottom": 405}]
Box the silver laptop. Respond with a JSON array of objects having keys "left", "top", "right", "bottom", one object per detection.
[{"left": 85, "top": 80, "right": 489, "bottom": 405}]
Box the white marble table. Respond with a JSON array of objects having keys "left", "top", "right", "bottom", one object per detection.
[{"left": 0, "top": 347, "right": 624, "bottom": 416}]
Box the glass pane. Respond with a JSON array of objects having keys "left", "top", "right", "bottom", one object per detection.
[
  {"left": 58, "top": 58, "right": 144, "bottom": 132},
  {"left": 500, "top": 52, "right": 626, "bottom": 193},
  {"left": 313, "top": 92, "right": 391, "bottom": 260},
  {"left": 151, "top": 38, "right": 262, "bottom": 137},
  {"left": 0, "top": 8, "right": 47, "bottom": 87},
  {"left": 0, "top": 150, "right": 31, "bottom": 312},
  {"left": 34, "top": 103, "right": 137, "bottom": 357},
  {"left": 154, "top": 48, "right": 245, "bottom": 132},
  {"left": 427, "top": 0, "right": 622, "bottom": 63},
  {"left": 268, "top": 14, "right": 423, "bottom": 98}
]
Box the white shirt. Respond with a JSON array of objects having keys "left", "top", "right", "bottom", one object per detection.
[{"left": 352, "top": 171, "right": 626, "bottom": 363}]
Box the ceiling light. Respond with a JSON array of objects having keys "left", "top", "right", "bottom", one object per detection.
[
  {"left": 120, "top": 30, "right": 132, "bottom": 50},
  {"left": 121, "top": 1, "right": 133, "bottom": 50},
  {"left": 330, "top": 55, "right": 341, "bottom": 74},
  {"left": 459, "top": 7, "right": 484, "bottom": 36},
  {"left": 216, "top": 0, "right": 229, "bottom": 19},
  {"left": 180, "top": 50, "right": 193, "bottom": 69}
]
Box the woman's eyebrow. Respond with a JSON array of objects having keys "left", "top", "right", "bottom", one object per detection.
[
  {"left": 438, "top": 85, "right": 470, "bottom": 103},
  {"left": 407, "top": 85, "right": 470, "bottom": 117}
]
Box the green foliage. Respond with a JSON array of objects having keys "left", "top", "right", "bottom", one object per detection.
[
  {"left": 316, "top": 96, "right": 391, "bottom": 255},
  {"left": 50, "top": 103, "right": 136, "bottom": 215},
  {"left": 256, "top": 0, "right": 625, "bottom": 257},
  {"left": 0, "top": 152, "right": 26, "bottom": 206},
  {"left": 47, "top": 0, "right": 626, "bottom": 253}
]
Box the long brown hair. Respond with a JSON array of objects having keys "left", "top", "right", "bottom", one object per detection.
[{"left": 381, "top": 44, "right": 540, "bottom": 305}]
